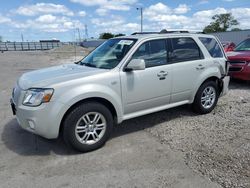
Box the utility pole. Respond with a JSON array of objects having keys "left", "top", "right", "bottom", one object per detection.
[
  {"left": 136, "top": 7, "right": 143, "bottom": 32},
  {"left": 21, "top": 33, "right": 24, "bottom": 42},
  {"left": 84, "top": 24, "right": 88, "bottom": 40},
  {"left": 76, "top": 28, "right": 81, "bottom": 42}
]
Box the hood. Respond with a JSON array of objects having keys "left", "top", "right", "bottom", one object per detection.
[
  {"left": 18, "top": 64, "right": 108, "bottom": 90},
  {"left": 226, "top": 51, "right": 250, "bottom": 61}
]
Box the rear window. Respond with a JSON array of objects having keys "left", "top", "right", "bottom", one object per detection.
[
  {"left": 170, "top": 37, "right": 203, "bottom": 63},
  {"left": 199, "top": 37, "right": 224, "bottom": 58}
]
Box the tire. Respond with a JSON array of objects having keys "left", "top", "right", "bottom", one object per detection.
[
  {"left": 192, "top": 81, "right": 219, "bottom": 114},
  {"left": 63, "top": 102, "right": 113, "bottom": 152}
]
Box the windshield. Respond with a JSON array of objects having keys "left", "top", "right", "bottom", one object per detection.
[
  {"left": 80, "top": 38, "right": 137, "bottom": 69},
  {"left": 235, "top": 38, "right": 250, "bottom": 51}
]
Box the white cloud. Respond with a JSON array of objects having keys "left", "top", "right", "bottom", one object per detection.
[
  {"left": 143, "top": 2, "right": 238, "bottom": 31},
  {"left": 70, "top": 0, "right": 106, "bottom": 6},
  {"left": 231, "top": 8, "right": 250, "bottom": 18},
  {"left": 71, "top": 0, "right": 136, "bottom": 6},
  {"left": 174, "top": 4, "right": 190, "bottom": 14},
  {"left": 144, "top": 3, "right": 190, "bottom": 29},
  {"left": 0, "top": 15, "right": 11, "bottom": 24},
  {"left": 144, "top": 3, "right": 172, "bottom": 17},
  {"left": 193, "top": 7, "right": 227, "bottom": 18},
  {"left": 102, "top": 4, "right": 130, "bottom": 11},
  {"left": 91, "top": 15, "right": 139, "bottom": 34},
  {"left": 15, "top": 3, "right": 74, "bottom": 16},
  {"left": 230, "top": 8, "right": 250, "bottom": 29},
  {"left": 71, "top": 0, "right": 137, "bottom": 12},
  {"left": 198, "top": 0, "right": 209, "bottom": 5},
  {"left": 78, "top": 11, "right": 86, "bottom": 17},
  {"left": 13, "top": 15, "right": 83, "bottom": 33},
  {"left": 5, "top": 1, "right": 250, "bottom": 37},
  {"left": 96, "top": 8, "right": 108, "bottom": 16},
  {"left": 143, "top": 4, "right": 250, "bottom": 32},
  {"left": 36, "top": 14, "right": 57, "bottom": 23}
]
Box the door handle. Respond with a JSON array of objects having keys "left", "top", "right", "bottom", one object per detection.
[
  {"left": 157, "top": 71, "right": 168, "bottom": 77},
  {"left": 196, "top": 64, "right": 205, "bottom": 70}
]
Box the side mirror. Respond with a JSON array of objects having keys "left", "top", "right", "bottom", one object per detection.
[{"left": 125, "top": 59, "right": 146, "bottom": 72}]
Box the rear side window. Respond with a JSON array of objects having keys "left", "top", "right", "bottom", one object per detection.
[
  {"left": 170, "top": 37, "right": 203, "bottom": 63},
  {"left": 131, "top": 39, "right": 167, "bottom": 68},
  {"left": 199, "top": 37, "right": 224, "bottom": 58}
]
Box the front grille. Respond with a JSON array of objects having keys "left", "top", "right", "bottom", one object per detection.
[
  {"left": 229, "top": 67, "right": 243, "bottom": 72},
  {"left": 228, "top": 61, "right": 246, "bottom": 65}
]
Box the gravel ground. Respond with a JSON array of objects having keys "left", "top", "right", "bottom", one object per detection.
[
  {"left": 0, "top": 47, "right": 249, "bottom": 187},
  {"left": 145, "top": 80, "right": 250, "bottom": 188}
]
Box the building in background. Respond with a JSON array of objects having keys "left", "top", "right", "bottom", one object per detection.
[
  {"left": 212, "top": 29, "right": 250, "bottom": 45},
  {"left": 80, "top": 39, "right": 105, "bottom": 48}
]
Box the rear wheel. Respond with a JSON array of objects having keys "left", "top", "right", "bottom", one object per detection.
[
  {"left": 192, "top": 81, "right": 219, "bottom": 114},
  {"left": 63, "top": 102, "right": 113, "bottom": 152}
]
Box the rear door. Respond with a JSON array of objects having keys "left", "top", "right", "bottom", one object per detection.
[
  {"left": 169, "top": 37, "right": 206, "bottom": 103},
  {"left": 199, "top": 37, "right": 227, "bottom": 75}
]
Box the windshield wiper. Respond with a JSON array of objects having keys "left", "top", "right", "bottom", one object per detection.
[{"left": 82, "top": 62, "right": 97, "bottom": 68}]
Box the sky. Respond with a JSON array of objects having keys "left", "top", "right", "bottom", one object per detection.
[{"left": 0, "top": 0, "right": 250, "bottom": 42}]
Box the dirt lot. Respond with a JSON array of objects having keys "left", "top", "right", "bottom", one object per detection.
[{"left": 0, "top": 46, "right": 249, "bottom": 188}]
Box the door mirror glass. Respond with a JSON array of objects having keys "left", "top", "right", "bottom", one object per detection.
[{"left": 125, "top": 59, "right": 145, "bottom": 71}]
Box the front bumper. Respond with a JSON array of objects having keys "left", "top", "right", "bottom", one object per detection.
[{"left": 10, "top": 99, "right": 65, "bottom": 139}]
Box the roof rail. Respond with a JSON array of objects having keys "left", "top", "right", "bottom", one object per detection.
[
  {"left": 160, "top": 29, "right": 205, "bottom": 34},
  {"left": 131, "top": 32, "right": 159, "bottom": 35},
  {"left": 159, "top": 29, "right": 188, "bottom": 33},
  {"left": 131, "top": 30, "right": 205, "bottom": 35}
]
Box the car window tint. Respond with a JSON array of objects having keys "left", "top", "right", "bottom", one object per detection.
[
  {"left": 131, "top": 39, "right": 167, "bottom": 68},
  {"left": 199, "top": 37, "right": 223, "bottom": 58},
  {"left": 170, "top": 37, "right": 202, "bottom": 62}
]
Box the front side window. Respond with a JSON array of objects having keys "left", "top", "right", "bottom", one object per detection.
[
  {"left": 80, "top": 38, "right": 136, "bottom": 69},
  {"left": 199, "top": 37, "right": 224, "bottom": 58},
  {"left": 170, "top": 37, "right": 203, "bottom": 63},
  {"left": 131, "top": 39, "right": 167, "bottom": 68}
]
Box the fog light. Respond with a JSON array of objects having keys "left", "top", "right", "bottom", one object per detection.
[{"left": 28, "top": 120, "right": 35, "bottom": 130}]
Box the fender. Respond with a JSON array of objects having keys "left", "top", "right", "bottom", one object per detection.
[
  {"left": 57, "top": 83, "right": 123, "bottom": 121},
  {"left": 190, "top": 66, "right": 221, "bottom": 103}
]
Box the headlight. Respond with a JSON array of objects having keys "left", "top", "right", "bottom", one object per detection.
[
  {"left": 248, "top": 62, "right": 250, "bottom": 66},
  {"left": 23, "top": 88, "right": 54, "bottom": 107}
]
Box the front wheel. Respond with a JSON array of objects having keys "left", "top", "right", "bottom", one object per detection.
[
  {"left": 63, "top": 102, "right": 113, "bottom": 152},
  {"left": 192, "top": 81, "right": 219, "bottom": 114}
]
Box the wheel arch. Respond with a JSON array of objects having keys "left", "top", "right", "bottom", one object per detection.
[
  {"left": 59, "top": 97, "right": 118, "bottom": 137},
  {"left": 191, "top": 76, "right": 223, "bottom": 103}
]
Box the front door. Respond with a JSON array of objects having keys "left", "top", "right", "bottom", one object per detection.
[{"left": 120, "top": 39, "right": 172, "bottom": 115}]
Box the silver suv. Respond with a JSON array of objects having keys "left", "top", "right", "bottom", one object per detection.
[{"left": 10, "top": 32, "right": 230, "bottom": 152}]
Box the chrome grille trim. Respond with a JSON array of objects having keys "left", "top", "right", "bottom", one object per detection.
[
  {"left": 229, "top": 67, "right": 243, "bottom": 72},
  {"left": 228, "top": 61, "right": 246, "bottom": 65}
]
